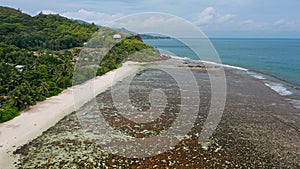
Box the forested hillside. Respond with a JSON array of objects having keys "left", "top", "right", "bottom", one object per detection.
[
  {"left": 0, "top": 6, "right": 98, "bottom": 122},
  {"left": 0, "top": 6, "right": 98, "bottom": 50},
  {"left": 0, "top": 6, "right": 161, "bottom": 122}
]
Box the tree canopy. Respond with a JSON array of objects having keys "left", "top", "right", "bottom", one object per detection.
[
  {"left": 0, "top": 6, "right": 161, "bottom": 123},
  {"left": 0, "top": 6, "right": 98, "bottom": 122},
  {"left": 0, "top": 6, "right": 98, "bottom": 50}
]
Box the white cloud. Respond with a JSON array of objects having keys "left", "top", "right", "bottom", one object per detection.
[
  {"left": 194, "top": 7, "right": 215, "bottom": 25},
  {"left": 235, "top": 19, "right": 297, "bottom": 31},
  {"left": 36, "top": 9, "right": 123, "bottom": 25},
  {"left": 241, "top": 19, "right": 254, "bottom": 25},
  {"left": 210, "top": 0, "right": 256, "bottom": 6},
  {"left": 216, "top": 14, "right": 235, "bottom": 23},
  {"left": 194, "top": 7, "right": 236, "bottom": 27},
  {"left": 62, "top": 9, "right": 123, "bottom": 25},
  {"left": 274, "top": 19, "right": 286, "bottom": 26},
  {"left": 272, "top": 19, "right": 298, "bottom": 30},
  {"left": 108, "top": 13, "right": 199, "bottom": 37},
  {"left": 38, "top": 8, "right": 299, "bottom": 33},
  {"left": 40, "top": 10, "right": 58, "bottom": 15}
]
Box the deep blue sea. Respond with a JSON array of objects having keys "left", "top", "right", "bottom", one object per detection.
[{"left": 144, "top": 38, "right": 300, "bottom": 109}]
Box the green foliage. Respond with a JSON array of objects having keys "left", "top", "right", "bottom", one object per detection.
[
  {"left": 0, "top": 6, "right": 98, "bottom": 50},
  {"left": 73, "top": 67, "right": 97, "bottom": 85},
  {"left": 0, "top": 6, "right": 94, "bottom": 122},
  {"left": 0, "top": 62, "right": 22, "bottom": 95},
  {"left": 129, "top": 48, "right": 161, "bottom": 61},
  {"left": 8, "top": 81, "right": 37, "bottom": 110},
  {"left": 0, "top": 50, "right": 74, "bottom": 121},
  {"left": 0, "top": 104, "right": 19, "bottom": 123},
  {"left": 97, "top": 36, "right": 160, "bottom": 76},
  {"left": 0, "top": 6, "right": 160, "bottom": 123},
  {"left": 86, "top": 27, "right": 121, "bottom": 48}
]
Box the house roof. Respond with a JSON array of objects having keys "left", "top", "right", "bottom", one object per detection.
[{"left": 113, "top": 34, "right": 122, "bottom": 39}]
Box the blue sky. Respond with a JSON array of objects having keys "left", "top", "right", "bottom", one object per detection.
[{"left": 1, "top": 0, "right": 300, "bottom": 38}]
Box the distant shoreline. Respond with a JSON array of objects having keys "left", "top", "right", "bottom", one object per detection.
[
  {"left": 168, "top": 55, "right": 300, "bottom": 110},
  {"left": 143, "top": 38, "right": 300, "bottom": 88}
]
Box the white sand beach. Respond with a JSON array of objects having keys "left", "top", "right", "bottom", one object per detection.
[{"left": 0, "top": 62, "right": 141, "bottom": 169}]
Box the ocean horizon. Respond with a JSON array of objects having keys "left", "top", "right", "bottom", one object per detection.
[{"left": 144, "top": 38, "right": 300, "bottom": 110}]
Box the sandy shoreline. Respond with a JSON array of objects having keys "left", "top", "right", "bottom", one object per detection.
[
  {"left": 0, "top": 61, "right": 141, "bottom": 168},
  {"left": 2, "top": 58, "right": 300, "bottom": 168},
  {"left": 11, "top": 58, "right": 300, "bottom": 168}
]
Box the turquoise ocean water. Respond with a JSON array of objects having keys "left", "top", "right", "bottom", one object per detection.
[{"left": 143, "top": 38, "right": 300, "bottom": 109}]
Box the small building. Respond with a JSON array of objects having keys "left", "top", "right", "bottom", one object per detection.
[
  {"left": 33, "top": 51, "right": 41, "bottom": 57},
  {"left": 1, "top": 96, "right": 8, "bottom": 99},
  {"left": 15, "top": 65, "right": 25, "bottom": 71},
  {"left": 113, "top": 34, "right": 122, "bottom": 40}
]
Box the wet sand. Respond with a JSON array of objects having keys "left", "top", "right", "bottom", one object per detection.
[{"left": 13, "top": 58, "right": 300, "bottom": 168}]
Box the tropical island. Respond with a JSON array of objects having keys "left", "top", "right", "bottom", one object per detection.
[{"left": 0, "top": 5, "right": 300, "bottom": 169}]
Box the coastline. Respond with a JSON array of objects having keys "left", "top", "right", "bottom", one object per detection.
[
  {"left": 1, "top": 57, "right": 300, "bottom": 168},
  {"left": 11, "top": 57, "right": 300, "bottom": 168},
  {"left": 170, "top": 55, "right": 300, "bottom": 111},
  {"left": 0, "top": 61, "right": 142, "bottom": 168}
]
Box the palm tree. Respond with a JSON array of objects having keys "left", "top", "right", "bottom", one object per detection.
[
  {"left": 8, "top": 82, "right": 34, "bottom": 110},
  {"left": 39, "top": 81, "right": 49, "bottom": 93}
]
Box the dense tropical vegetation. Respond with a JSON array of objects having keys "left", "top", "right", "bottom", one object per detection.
[
  {"left": 73, "top": 27, "right": 160, "bottom": 84},
  {"left": 0, "top": 45, "right": 82, "bottom": 122},
  {"left": 0, "top": 6, "right": 161, "bottom": 122},
  {"left": 97, "top": 35, "right": 160, "bottom": 75},
  {"left": 0, "top": 6, "right": 98, "bottom": 50},
  {"left": 0, "top": 6, "right": 97, "bottom": 122}
]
